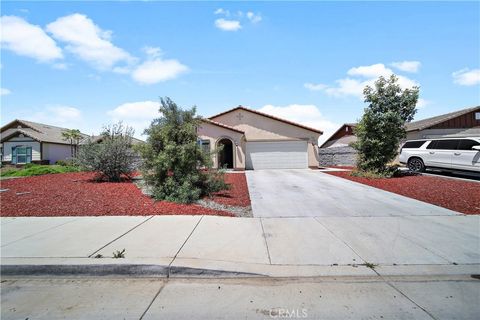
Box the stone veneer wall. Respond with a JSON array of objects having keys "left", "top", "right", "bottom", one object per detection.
[{"left": 318, "top": 146, "right": 357, "bottom": 167}]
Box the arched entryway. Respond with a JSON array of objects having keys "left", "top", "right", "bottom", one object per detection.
[{"left": 217, "top": 138, "right": 234, "bottom": 169}]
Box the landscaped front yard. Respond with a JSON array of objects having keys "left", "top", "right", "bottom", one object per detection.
[
  {"left": 326, "top": 170, "right": 480, "bottom": 215},
  {"left": 0, "top": 172, "right": 250, "bottom": 217}
]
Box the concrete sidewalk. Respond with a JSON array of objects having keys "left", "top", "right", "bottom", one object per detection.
[
  {"left": 3, "top": 276, "right": 479, "bottom": 320},
  {"left": 1, "top": 215, "right": 479, "bottom": 278}
]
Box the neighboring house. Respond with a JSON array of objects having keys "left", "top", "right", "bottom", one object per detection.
[
  {"left": 0, "top": 119, "right": 89, "bottom": 165},
  {"left": 320, "top": 123, "right": 357, "bottom": 148},
  {"left": 405, "top": 105, "right": 480, "bottom": 139},
  {"left": 318, "top": 105, "right": 480, "bottom": 167},
  {"left": 318, "top": 123, "right": 358, "bottom": 167},
  {"left": 197, "top": 106, "right": 323, "bottom": 170}
]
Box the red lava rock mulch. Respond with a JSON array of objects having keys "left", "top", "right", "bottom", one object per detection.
[
  {"left": 208, "top": 173, "right": 251, "bottom": 207},
  {"left": 0, "top": 172, "right": 239, "bottom": 217},
  {"left": 326, "top": 171, "right": 480, "bottom": 215}
]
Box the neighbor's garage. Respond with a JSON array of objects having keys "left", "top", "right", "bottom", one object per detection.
[{"left": 245, "top": 141, "right": 308, "bottom": 169}]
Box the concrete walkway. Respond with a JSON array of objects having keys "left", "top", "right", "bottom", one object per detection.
[
  {"left": 246, "top": 170, "right": 459, "bottom": 217},
  {"left": 2, "top": 215, "right": 478, "bottom": 278},
  {"left": 2, "top": 276, "right": 479, "bottom": 320}
]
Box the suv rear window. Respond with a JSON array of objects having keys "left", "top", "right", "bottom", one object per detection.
[
  {"left": 458, "top": 139, "right": 480, "bottom": 150},
  {"left": 427, "top": 139, "right": 460, "bottom": 150},
  {"left": 402, "top": 141, "right": 426, "bottom": 148}
]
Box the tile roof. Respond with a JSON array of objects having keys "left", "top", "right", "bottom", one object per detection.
[
  {"left": 201, "top": 119, "right": 245, "bottom": 133},
  {"left": 209, "top": 105, "right": 323, "bottom": 134}
]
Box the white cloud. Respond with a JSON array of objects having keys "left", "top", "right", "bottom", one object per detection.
[
  {"left": 132, "top": 58, "right": 188, "bottom": 85},
  {"left": 304, "top": 83, "right": 328, "bottom": 91},
  {"left": 391, "top": 61, "right": 421, "bottom": 73},
  {"left": 214, "top": 18, "right": 242, "bottom": 31},
  {"left": 107, "top": 100, "right": 159, "bottom": 137},
  {"left": 309, "top": 63, "right": 419, "bottom": 99},
  {"left": 214, "top": 8, "right": 230, "bottom": 16},
  {"left": 0, "top": 15, "right": 63, "bottom": 62},
  {"left": 452, "top": 68, "right": 480, "bottom": 86},
  {"left": 29, "top": 106, "right": 83, "bottom": 129},
  {"left": 257, "top": 104, "right": 339, "bottom": 144},
  {"left": 1, "top": 88, "right": 12, "bottom": 96},
  {"left": 416, "top": 98, "right": 430, "bottom": 109},
  {"left": 347, "top": 63, "right": 392, "bottom": 78},
  {"left": 46, "top": 13, "right": 134, "bottom": 70},
  {"left": 246, "top": 11, "right": 262, "bottom": 23},
  {"left": 143, "top": 46, "right": 162, "bottom": 59}
]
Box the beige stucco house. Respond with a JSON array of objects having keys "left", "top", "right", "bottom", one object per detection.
[{"left": 197, "top": 106, "right": 323, "bottom": 170}]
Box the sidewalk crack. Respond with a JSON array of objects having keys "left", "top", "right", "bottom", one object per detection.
[
  {"left": 260, "top": 218, "right": 272, "bottom": 265},
  {"left": 139, "top": 281, "right": 166, "bottom": 320},
  {"left": 373, "top": 269, "right": 438, "bottom": 320},
  {"left": 88, "top": 216, "right": 154, "bottom": 258},
  {"left": 314, "top": 217, "right": 367, "bottom": 264},
  {"left": 168, "top": 215, "right": 204, "bottom": 277}
]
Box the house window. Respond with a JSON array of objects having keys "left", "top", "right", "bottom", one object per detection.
[
  {"left": 200, "top": 140, "right": 210, "bottom": 153},
  {"left": 12, "top": 146, "right": 32, "bottom": 164},
  {"left": 476, "top": 112, "right": 480, "bottom": 120}
]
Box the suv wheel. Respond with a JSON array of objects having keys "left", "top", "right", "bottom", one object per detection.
[{"left": 408, "top": 158, "right": 425, "bottom": 172}]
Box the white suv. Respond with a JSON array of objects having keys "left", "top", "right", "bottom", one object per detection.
[{"left": 399, "top": 137, "right": 480, "bottom": 173}]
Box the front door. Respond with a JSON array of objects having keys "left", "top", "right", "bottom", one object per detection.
[{"left": 218, "top": 139, "right": 234, "bottom": 169}]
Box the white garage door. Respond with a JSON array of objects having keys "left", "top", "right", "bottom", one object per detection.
[{"left": 246, "top": 141, "right": 308, "bottom": 169}]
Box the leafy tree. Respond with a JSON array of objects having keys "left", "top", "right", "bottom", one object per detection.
[
  {"left": 353, "top": 75, "right": 419, "bottom": 175},
  {"left": 61, "top": 129, "right": 83, "bottom": 157},
  {"left": 75, "top": 122, "right": 136, "bottom": 181},
  {"left": 138, "top": 97, "right": 228, "bottom": 203}
]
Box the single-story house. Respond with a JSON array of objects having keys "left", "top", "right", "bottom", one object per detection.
[
  {"left": 197, "top": 106, "right": 323, "bottom": 170},
  {"left": 318, "top": 105, "right": 480, "bottom": 166},
  {"left": 1, "top": 119, "right": 89, "bottom": 165},
  {"left": 405, "top": 105, "right": 480, "bottom": 139}
]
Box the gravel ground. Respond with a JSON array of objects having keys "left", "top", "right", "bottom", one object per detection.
[
  {"left": 196, "top": 199, "right": 253, "bottom": 217},
  {"left": 1, "top": 172, "right": 232, "bottom": 217},
  {"left": 134, "top": 173, "right": 252, "bottom": 217}
]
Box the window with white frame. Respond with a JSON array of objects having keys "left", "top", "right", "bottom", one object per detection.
[{"left": 12, "top": 146, "right": 32, "bottom": 164}]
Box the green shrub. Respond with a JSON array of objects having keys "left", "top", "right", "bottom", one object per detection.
[
  {"left": 75, "top": 122, "right": 137, "bottom": 182},
  {"left": 352, "top": 75, "right": 418, "bottom": 175},
  {"left": 138, "top": 97, "right": 229, "bottom": 204},
  {"left": 350, "top": 165, "right": 400, "bottom": 179}
]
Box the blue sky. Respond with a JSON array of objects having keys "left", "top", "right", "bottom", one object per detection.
[{"left": 1, "top": 1, "right": 479, "bottom": 142}]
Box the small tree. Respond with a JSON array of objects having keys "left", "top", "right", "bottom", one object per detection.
[
  {"left": 138, "top": 97, "right": 228, "bottom": 203},
  {"left": 76, "top": 122, "right": 136, "bottom": 181},
  {"left": 353, "top": 75, "right": 419, "bottom": 175},
  {"left": 62, "top": 129, "right": 83, "bottom": 157}
]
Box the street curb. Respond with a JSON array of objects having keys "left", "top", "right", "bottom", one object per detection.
[{"left": 0, "top": 264, "right": 261, "bottom": 278}]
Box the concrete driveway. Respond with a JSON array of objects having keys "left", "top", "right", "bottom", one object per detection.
[{"left": 246, "top": 169, "right": 459, "bottom": 217}]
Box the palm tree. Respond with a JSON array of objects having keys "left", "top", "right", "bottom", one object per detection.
[{"left": 62, "top": 129, "right": 83, "bottom": 157}]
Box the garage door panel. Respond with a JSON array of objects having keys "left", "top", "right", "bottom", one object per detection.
[{"left": 246, "top": 141, "right": 307, "bottom": 169}]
